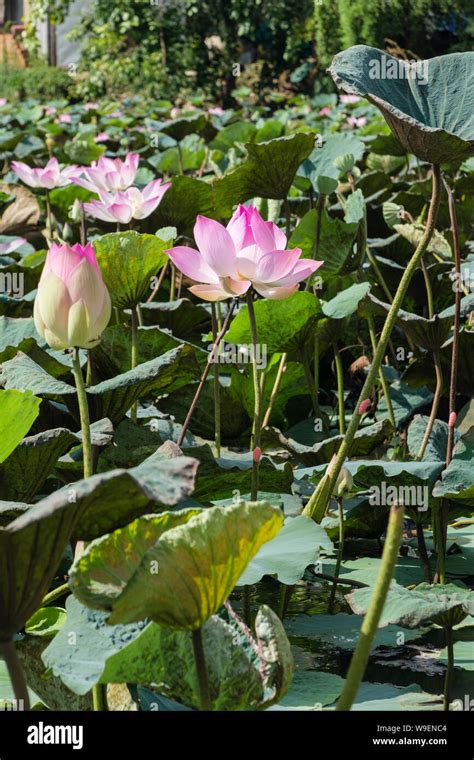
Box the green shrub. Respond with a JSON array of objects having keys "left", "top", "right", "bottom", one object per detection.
[{"left": 0, "top": 62, "right": 73, "bottom": 101}]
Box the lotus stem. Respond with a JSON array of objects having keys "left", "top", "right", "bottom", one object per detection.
[
  {"left": 147, "top": 261, "right": 168, "bottom": 302},
  {"left": 262, "top": 352, "right": 287, "bottom": 428},
  {"left": 336, "top": 503, "right": 404, "bottom": 711},
  {"left": 415, "top": 520, "right": 432, "bottom": 584},
  {"left": 278, "top": 583, "right": 294, "bottom": 621},
  {"left": 92, "top": 684, "right": 108, "bottom": 711},
  {"left": 1, "top": 640, "right": 30, "bottom": 711},
  {"left": 333, "top": 343, "right": 346, "bottom": 435},
  {"left": 302, "top": 351, "right": 320, "bottom": 421},
  {"left": 440, "top": 176, "right": 461, "bottom": 570},
  {"left": 45, "top": 191, "right": 52, "bottom": 241},
  {"left": 177, "top": 143, "right": 184, "bottom": 175},
  {"left": 71, "top": 348, "right": 92, "bottom": 479},
  {"left": 416, "top": 351, "right": 443, "bottom": 461},
  {"left": 191, "top": 628, "right": 211, "bottom": 710},
  {"left": 304, "top": 164, "right": 442, "bottom": 523},
  {"left": 443, "top": 626, "right": 454, "bottom": 711},
  {"left": 420, "top": 256, "right": 434, "bottom": 319},
  {"left": 42, "top": 582, "right": 70, "bottom": 606},
  {"left": 365, "top": 246, "right": 394, "bottom": 304},
  {"left": 305, "top": 193, "right": 325, "bottom": 292},
  {"left": 169, "top": 263, "right": 176, "bottom": 301},
  {"left": 130, "top": 305, "right": 139, "bottom": 423},
  {"left": 328, "top": 497, "right": 345, "bottom": 614},
  {"left": 367, "top": 314, "right": 396, "bottom": 428},
  {"left": 247, "top": 291, "right": 262, "bottom": 499},
  {"left": 177, "top": 299, "right": 237, "bottom": 447},
  {"left": 211, "top": 303, "right": 221, "bottom": 457}
]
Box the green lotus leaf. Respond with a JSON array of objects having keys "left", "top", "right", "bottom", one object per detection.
[
  {"left": 69, "top": 502, "right": 284, "bottom": 629},
  {"left": 93, "top": 231, "right": 168, "bottom": 309},
  {"left": 329, "top": 46, "right": 474, "bottom": 164},
  {"left": 289, "top": 210, "right": 358, "bottom": 276},
  {"left": 224, "top": 291, "right": 319, "bottom": 355},
  {"left": 1, "top": 345, "right": 199, "bottom": 426},
  {"left": 215, "top": 133, "right": 315, "bottom": 215},
  {"left": 159, "top": 114, "right": 208, "bottom": 142},
  {"left": 237, "top": 515, "right": 333, "bottom": 586},
  {"left": 0, "top": 388, "right": 41, "bottom": 464},
  {"left": 0, "top": 489, "right": 89, "bottom": 640},
  {"left": 408, "top": 415, "right": 461, "bottom": 463},
  {"left": 347, "top": 582, "right": 474, "bottom": 629},
  {"left": 322, "top": 282, "right": 371, "bottom": 320},
  {"left": 433, "top": 429, "right": 474, "bottom": 505}
]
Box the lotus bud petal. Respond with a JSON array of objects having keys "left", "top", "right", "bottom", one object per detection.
[
  {"left": 358, "top": 398, "right": 371, "bottom": 415},
  {"left": 253, "top": 446, "right": 262, "bottom": 463},
  {"left": 34, "top": 243, "right": 111, "bottom": 350},
  {"left": 448, "top": 412, "right": 457, "bottom": 428}
]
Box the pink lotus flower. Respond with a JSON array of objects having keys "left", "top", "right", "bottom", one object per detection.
[
  {"left": 166, "top": 205, "right": 323, "bottom": 301},
  {"left": 319, "top": 107, "right": 332, "bottom": 116},
  {"left": 347, "top": 116, "right": 367, "bottom": 128},
  {"left": 73, "top": 153, "right": 140, "bottom": 193},
  {"left": 34, "top": 243, "right": 111, "bottom": 350},
  {"left": 11, "top": 157, "right": 79, "bottom": 190},
  {"left": 84, "top": 102, "right": 99, "bottom": 111},
  {"left": 45, "top": 106, "right": 57, "bottom": 116},
  {"left": 56, "top": 113, "right": 72, "bottom": 124},
  {"left": 208, "top": 107, "right": 224, "bottom": 116},
  {"left": 94, "top": 132, "right": 109, "bottom": 143},
  {"left": 0, "top": 237, "right": 26, "bottom": 254},
  {"left": 83, "top": 179, "right": 170, "bottom": 224},
  {"left": 0, "top": 98, "right": 7, "bottom": 107},
  {"left": 340, "top": 94, "right": 360, "bottom": 105},
  {"left": 170, "top": 107, "right": 181, "bottom": 119}
]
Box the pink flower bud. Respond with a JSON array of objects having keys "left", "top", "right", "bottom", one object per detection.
[
  {"left": 34, "top": 243, "right": 111, "bottom": 350},
  {"left": 253, "top": 446, "right": 262, "bottom": 463},
  {"left": 448, "top": 412, "right": 457, "bottom": 428},
  {"left": 358, "top": 398, "right": 371, "bottom": 415}
]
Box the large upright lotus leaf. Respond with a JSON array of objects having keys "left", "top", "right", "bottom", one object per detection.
[
  {"left": 0, "top": 490, "right": 89, "bottom": 640},
  {"left": 70, "top": 502, "right": 284, "bottom": 629},
  {"left": 329, "top": 46, "right": 474, "bottom": 164},
  {"left": 359, "top": 293, "right": 474, "bottom": 351},
  {"left": 153, "top": 177, "right": 216, "bottom": 236},
  {"left": 1, "top": 346, "right": 199, "bottom": 425},
  {"left": 347, "top": 582, "right": 474, "bottom": 629},
  {"left": 0, "top": 388, "right": 41, "bottom": 464},
  {"left": 408, "top": 415, "right": 461, "bottom": 463},
  {"left": 56, "top": 449, "right": 199, "bottom": 541},
  {"left": 0, "top": 316, "right": 39, "bottom": 363},
  {"left": 224, "top": 291, "right": 319, "bottom": 355},
  {"left": 94, "top": 324, "right": 192, "bottom": 377},
  {"left": 140, "top": 297, "right": 210, "bottom": 338},
  {"left": 322, "top": 282, "right": 371, "bottom": 320},
  {"left": 377, "top": 381, "right": 433, "bottom": 428},
  {"left": 215, "top": 133, "right": 315, "bottom": 215},
  {"left": 264, "top": 419, "right": 393, "bottom": 467},
  {"left": 93, "top": 231, "right": 168, "bottom": 309},
  {"left": 43, "top": 596, "right": 264, "bottom": 709},
  {"left": 180, "top": 446, "right": 293, "bottom": 502},
  {"left": 159, "top": 114, "right": 208, "bottom": 142},
  {"left": 237, "top": 515, "right": 333, "bottom": 586},
  {"left": 289, "top": 210, "right": 358, "bottom": 276},
  {"left": 433, "top": 429, "right": 474, "bottom": 505},
  {"left": 298, "top": 132, "right": 365, "bottom": 185},
  {"left": 0, "top": 428, "right": 78, "bottom": 501}
]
